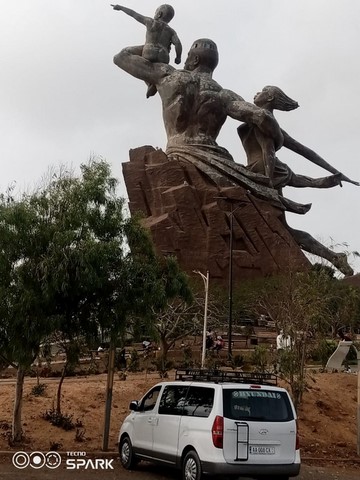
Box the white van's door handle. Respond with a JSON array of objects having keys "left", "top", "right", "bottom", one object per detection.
[{"left": 147, "top": 417, "right": 159, "bottom": 426}]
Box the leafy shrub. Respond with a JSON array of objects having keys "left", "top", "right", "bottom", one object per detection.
[
  {"left": 127, "top": 349, "right": 140, "bottom": 372},
  {"left": 31, "top": 383, "right": 47, "bottom": 397},
  {"left": 182, "top": 346, "right": 194, "bottom": 368},
  {"left": 232, "top": 354, "right": 244, "bottom": 369},
  {"left": 310, "top": 339, "right": 337, "bottom": 368},
  {"left": 251, "top": 345, "right": 269, "bottom": 372},
  {"left": 41, "top": 409, "right": 82, "bottom": 431},
  {"left": 152, "top": 357, "right": 173, "bottom": 378}
]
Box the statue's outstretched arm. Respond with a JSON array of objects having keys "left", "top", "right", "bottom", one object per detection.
[
  {"left": 113, "top": 47, "right": 171, "bottom": 85},
  {"left": 111, "top": 4, "right": 149, "bottom": 26},
  {"left": 282, "top": 129, "right": 359, "bottom": 186}
]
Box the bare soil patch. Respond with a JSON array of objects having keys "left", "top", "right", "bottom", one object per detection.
[{"left": 0, "top": 371, "right": 358, "bottom": 463}]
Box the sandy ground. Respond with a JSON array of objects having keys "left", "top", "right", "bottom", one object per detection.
[{"left": 0, "top": 371, "right": 358, "bottom": 465}]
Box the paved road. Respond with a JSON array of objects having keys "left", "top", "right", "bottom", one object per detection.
[{"left": 0, "top": 456, "right": 359, "bottom": 480}]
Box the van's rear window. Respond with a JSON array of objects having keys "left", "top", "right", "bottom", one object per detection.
[{"left": 223, "top": 389, "right": 294, "bottom": 422}]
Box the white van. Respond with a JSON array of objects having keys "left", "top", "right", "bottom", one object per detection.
[{"left": 118, "top": 369, "right": 300, "bottom": 479}]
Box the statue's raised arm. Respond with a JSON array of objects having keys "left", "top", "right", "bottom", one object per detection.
[{"left": 111, "top": 4, "right": 149, "bottom": 25}]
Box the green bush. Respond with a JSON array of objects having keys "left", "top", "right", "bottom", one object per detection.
[
  {"left": 31, "top": 383, "right": 47, "bottom": 397},
  {"left": 251, "top": 345, "right": 269, "bottom": 372},
  {"left": 127, "top": 349, "right": 140, "bottom": 372},
  {"left": 41, "top": 409, "right": 83, "bottom": 431},
  {"left": 152, "top": 356, "right": 173, "bottom": 378},
  {"left": 310, "top": 340, "right": 337, "bottom": 368}
]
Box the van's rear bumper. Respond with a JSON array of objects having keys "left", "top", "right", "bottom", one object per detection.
[{"left": 201, "top": 460, "right": 301, "bottom": 477}]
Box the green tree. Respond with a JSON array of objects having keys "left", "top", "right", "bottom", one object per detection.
[
  {"left": 0, "top": 190, "right": 60, "bottom": 441},
  {"left": 242, "top": 268, "right": 337, "bottom": 408},
  {"left": 0, "top": 159, "right": 191, "bottom": 442}
]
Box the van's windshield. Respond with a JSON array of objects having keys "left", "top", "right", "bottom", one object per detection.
[{"left": 223, "top": 389, "right": 294, "bottom": 422}]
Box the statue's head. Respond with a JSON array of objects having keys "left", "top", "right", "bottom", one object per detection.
[
  {"left": 184, "top": 39, "right": 219, "bottom": 72},
  {"left": 254, "top": 86, "right": 299, "bottom": 111},
  {"left": 154, "top": 4, "right": 175, "bottom": 23}
]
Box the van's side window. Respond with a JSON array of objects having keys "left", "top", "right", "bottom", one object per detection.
[
  {"left": 140, "top": 386, "right": 161, "bottom": 411},
  {"left": 158, "top": 385, "right": 189, "bottom": 415},
  {"left": 183, "top": 386, "right": 214, "bottom": 417}
]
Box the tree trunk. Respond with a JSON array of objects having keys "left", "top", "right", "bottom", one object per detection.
[
  {"left": 102, "top": 343, "right": 116, "bottom": 451},
  {"left": 12, "top": 365, "right": 25, "bottom": 442},
  {"left": 56, "top": 364, "right": 67, "bottom": 414}
]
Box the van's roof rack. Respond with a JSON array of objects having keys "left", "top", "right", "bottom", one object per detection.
[{"left": 175, "top": 368, "right": 277, "bottom": 386}]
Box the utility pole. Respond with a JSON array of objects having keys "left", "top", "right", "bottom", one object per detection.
[
  {"left": 228, "top": 205, "right": 234, "bottom": 361},
  {"left": 194, "top": 270, "right": 209, "bottom": 368},
  {"left": 215, "top": 196, "right": 248, "bottom": 361},
  {"left": 357, "top": 348, "right": 360, "bottom": 456}
]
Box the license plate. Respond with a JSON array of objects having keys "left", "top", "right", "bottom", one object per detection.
[{"left": 249, "top": 446, "right": 275, "bottom": 455}]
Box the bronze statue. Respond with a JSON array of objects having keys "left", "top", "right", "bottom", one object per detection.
[
  {"left": 113, "top": 38, "right": 305, "bottom": 211},
  {"left": 113, "top": 33, "right": 356, "bottom": 276},
  {"left": 111, "top": 4, "right": 182, "bottom": 97},
  {"left": 238, "top": 85, "right": 359, "bottom": 275}
]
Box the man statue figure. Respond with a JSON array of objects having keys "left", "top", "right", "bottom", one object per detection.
[{"left": 113, "top": 38, "right": 285, "bottom": 205}]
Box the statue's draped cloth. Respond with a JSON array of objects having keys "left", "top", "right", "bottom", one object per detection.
[{"left": 166, "top": 143, "right": 309, "bottom": 214}]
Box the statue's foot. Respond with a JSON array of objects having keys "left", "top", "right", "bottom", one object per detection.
[
  {"left": 324, "top": 172, "right": 343, "bottom": 188},
  {"left": 280, "top": 196, "right": 312, "bottom": 214},
  {"left": 331, "top": 252, "right": 354, "bottom": 276},
  {"left": 146, "top": 84, "right": 158, "bottom": 98},
  {"left": 302, "top": 203, "right": 312, "bottom": 214}
]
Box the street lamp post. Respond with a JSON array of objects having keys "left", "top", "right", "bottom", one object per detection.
[
  {"left": 228, "top": 205, "right": 234, "bottom": 360},
  {"left": 193, "top": 270, "right": 209, "bottom": 368},
  {"left": 357, "top": 348, "right": 360, "bottom": 456},
  {"left": 215, "top": 197, "right": 249, "bottom": 361}
]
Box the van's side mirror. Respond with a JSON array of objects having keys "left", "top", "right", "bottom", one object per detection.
[{"left": 129, "top": 400, "right": 139, "bottom": 411}]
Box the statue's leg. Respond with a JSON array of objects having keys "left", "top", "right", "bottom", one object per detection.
[
  {"left": 122, "top": 45, "right": 144, "bottom": 56},
  {"left": 288, "top": 172, "right": 342, "bottom": 189},
  {"left": 287, "top": 226, "right": 353, "bottom": 276},
  {"left": 142, "top": 48, "right": 170, "bottom": 99}
]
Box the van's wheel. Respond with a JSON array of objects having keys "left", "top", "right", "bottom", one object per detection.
[
  {"left": 182, "top": 450, "right": 202, "bottom": 480},
  {"left": 119, "top": 436, "right": 138, "bottom": 469}
]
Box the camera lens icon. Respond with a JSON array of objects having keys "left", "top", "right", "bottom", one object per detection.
[
  {"left": 30, "top": 452, "right": 46, "bottom": 469},
  {"left": 12, "top": 452, "right": 30, "bottom": 469},
  {"left": 46, "top": 451, "right": 62, "bottom": 469}
]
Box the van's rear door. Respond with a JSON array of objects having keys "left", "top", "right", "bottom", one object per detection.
[{"left": 222, "top": 387, "right": 297, "bottom": 465}]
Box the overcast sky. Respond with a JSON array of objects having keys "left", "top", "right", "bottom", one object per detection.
[{"left": 1, "top": 0, "right": 359, "bottom": 273}]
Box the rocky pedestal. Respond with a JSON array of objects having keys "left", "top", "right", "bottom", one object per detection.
[{"left": 123, "top": 146, "right": 309, "bottom": 283}]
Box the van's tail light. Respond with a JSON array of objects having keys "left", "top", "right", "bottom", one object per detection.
[
  {"left": 212, "top": 415, "right": 223, "bottom": 448},
  {"left": 295, "top": 420, "right": 300, "bottom": 450}
]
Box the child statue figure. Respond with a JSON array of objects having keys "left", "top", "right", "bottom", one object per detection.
[{"left": 111, "top": 3, "right": 182, "bottom": 97}]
